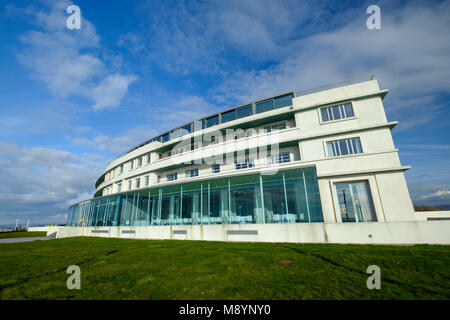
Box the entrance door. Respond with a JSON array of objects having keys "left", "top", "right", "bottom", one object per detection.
[{"left": 335, "top": 181, "right": 377, "bottom": 222}]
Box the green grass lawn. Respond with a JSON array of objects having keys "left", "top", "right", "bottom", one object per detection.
[
  {"left": 0, "top": 231, "right": 47, "bottom": 239},
  {"left": 0, "top": 237, "right": 449, "bottom": 300}
]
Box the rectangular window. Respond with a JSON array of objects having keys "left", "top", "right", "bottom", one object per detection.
[
  {"left": 171, "top": 129, "right": 181, "bottom": 139},
  {"left": 145, "top": 175, "right": 150, "bottom": 186},
  {"left": 193, "top": 120, "right": 203, "bottom": 132},
  {"left": 206, "top": 115, "right": 219, "bottom": 128},
  {"left": 221, "top": 110, "right": 236, "bottom": 123},
  {"left": 130, "top": 161, "right": 134, "bottom": 170},
  {"left": 321, "top": 103, "right": 354, "bottom": 123},
  {"left": 320, "top": 108, "right": 329, "bottom": 122},
  {"left": 120, "top": 165, "right": 124, "bottom": 173},
  {"left": 236, "top": 105, "right": 253, "bottom": 119},
  {"left": 344, "top": 104, "right": 354, "bottom": 117},
  {"left": 162, "top": 133, "right": 170, "bottom": 143},
  {"left": 117, "top": 183, "right": 122, "bottom": 193},
  {"left": 235, "top": 159, "right": 255, "bottom": 170},
  {"left": 256, "top": 99, "right": 274, "bottom": 114},
  {"left": 128, "top": 180, "right": 132, "bottom": 190},
  {"left": 167, "top": 173, "right": 178, "bottom": 181},
  {"left": 212, "top": 164, "right": 220, "bottom": 173},
  {"left": 274, "top": 93, "right": 293, "bottom": 109},
  {"left": 181, "top": 124, "right": 191, "bottom": 136},
  {"left": 147, "top": 154, "right": 151, "bottom": 164},
  {"left": 137, "top": 158, "right": 142, "bottom": 167},
  {"left": 136, "top": 178, "right": 141, "bottom": 188},
  {"left": 336, "top": 181, "right": 377, "bottom": 222},
  {"left": 267, "top": 152, "right": 290, "bottom": 164},
  {"left": 185, "top": 168, "right": 199, "bottom": 178},
  {"left": 327, "top": 137, "right": 362, "bottom": 157}
]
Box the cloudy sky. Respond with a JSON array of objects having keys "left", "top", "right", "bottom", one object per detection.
[{"left": 0, "top": 0, "right": 449, "bottom": 225}]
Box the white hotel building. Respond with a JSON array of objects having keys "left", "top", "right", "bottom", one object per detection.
[{"left": 59, "top": 78, "right": 450, "bottom": 244}]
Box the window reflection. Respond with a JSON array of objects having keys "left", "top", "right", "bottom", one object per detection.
[{"left": 68, "top": 168, "right": 323, "bottom": 227}]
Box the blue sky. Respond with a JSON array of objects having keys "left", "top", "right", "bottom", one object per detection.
[{"left": 0, "top": 0, "right": 449, "bottom": 225}]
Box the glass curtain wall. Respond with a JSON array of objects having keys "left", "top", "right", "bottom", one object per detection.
[{"left": 68, "top": 167, "right": 323, "bottom": 227}]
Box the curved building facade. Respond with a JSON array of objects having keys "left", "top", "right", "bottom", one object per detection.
[{"left": 67, "top": 77, "right": 419, "bottom": 240}]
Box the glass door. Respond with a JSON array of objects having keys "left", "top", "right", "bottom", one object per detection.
[{"left": 336, "top": 181, "right": 377, "bottom": 222}]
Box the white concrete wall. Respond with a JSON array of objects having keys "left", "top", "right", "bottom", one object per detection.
[
  {"left": 28, "top": 226, "right": 59, "bottom": 236},
  {"left": 56, "top": 221, "right": 450, "bottom": 244},
  {"left": 372, "top": 171, "right": 416, "bottom": 221}
]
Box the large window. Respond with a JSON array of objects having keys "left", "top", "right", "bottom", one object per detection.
[
  {"left": 193, "top": 120, "right": 203, "bottom": 132},
  {"left": 274, "top": 94, "right": 293, "bottom": 109},
  {"left": 256, "top": 99, "right": 274, "bottom": 114},
  {"left": 230, "top": 184, "right": 256, "bottom": 224},
  {"left": 336, "top": 181, "right": 377, "bottom": 222},
  {"left": 68, "top": 167, "right": 323, "bottom": 227},
  {"left": 327, "top": 137, "right": 362, "bottom": 157},
  {"left": 256, "top": 94, "right": 293, "bottom": 114},
  {"left": 236, "top": 105, "right": 252, "bottom": 119},
  {"left": 172, "top": 124, "right": 191, "bottom": 139},
  {"left": 136, "top": 178, "right": 141, "bottom": 188},
  {"left": 171, "top": 128, "right": 181, "bottom": 139},
  {"left": 221, "top": 110, "right": 236, "bottom": 123},
  {"left": 162, "top": 133, "right": 170, "bottom": 143},
  {"left": 206, "top": 115, "right": 219, "bottom": 128},
  {"left": 181, "top": 124, "right": 191, "bottom": 136},
  {"left": 321, "top": 103, "right": 354, "bottom": 122}
]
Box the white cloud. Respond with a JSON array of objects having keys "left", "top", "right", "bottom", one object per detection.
[
  {"left": 16, "top": 0, "right": 136, "bottom": 109},
  {"left": 408, "top": 182, "right": 450, "bottom": 206},
  {"left": 0, "top": 142, "right": 106, "bottom": 225},
  {"left": 92, "top": 74, "right": 138, "bottom": 110},
  {"left": 72, "top": 125, "right": 159, "bottom": 155},
  {"left": 211, "top": 2, "right": 450, "bottom": 131},
  {"left": 418, "top": 189, "right": 450, "bottom": 201},
  {"left": 156, "top": 95, "right": 216, "bottom": 128},
  {"left": 72, "top": 92, "right": 215, "bottom": 155},
  {"left": 117, "top": 32, "right": 146, "bottom": 54},
  {"left": 136, "top": 0, "right": 316, "bottom": 75}
]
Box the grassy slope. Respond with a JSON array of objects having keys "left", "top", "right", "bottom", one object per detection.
[
  {"left": 0, "top": 237, "right": 449, "bottom": 300},
  {"left": 0, "top": 231, "right": 47, "bottom": 239}
]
